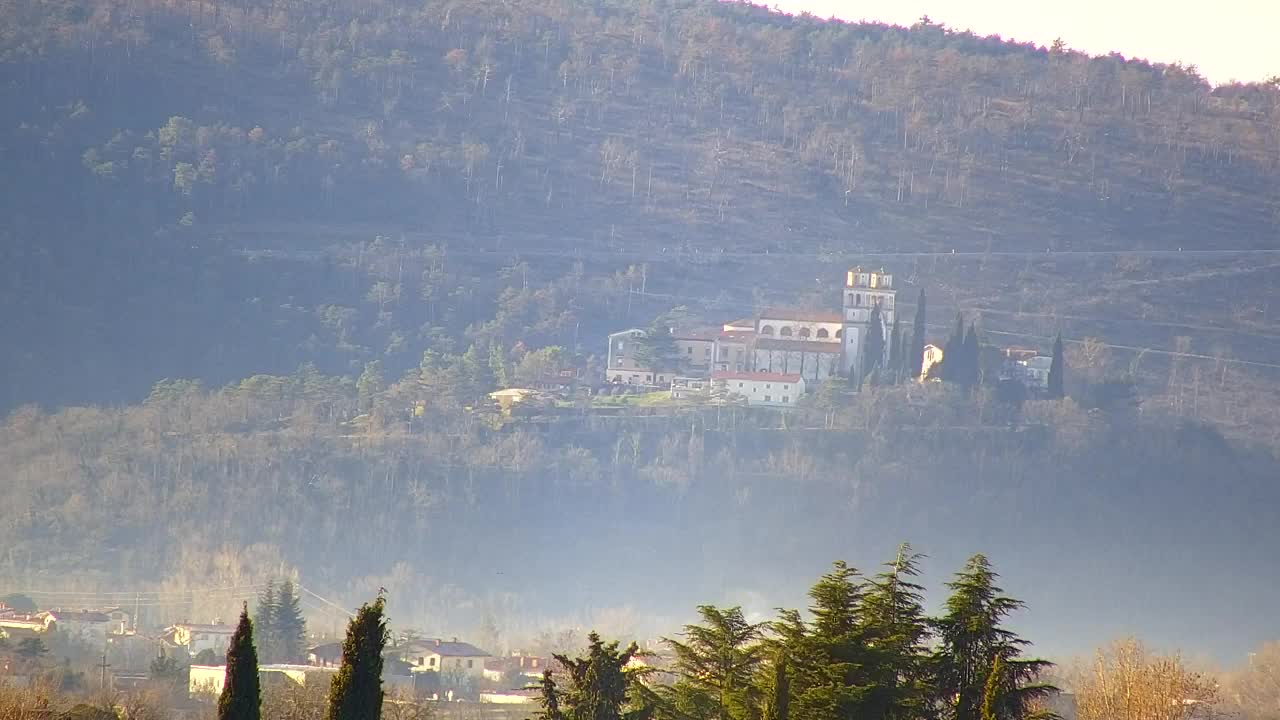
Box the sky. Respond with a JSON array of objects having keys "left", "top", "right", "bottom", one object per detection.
[{"left": 768, "top": 0, "right": 1279, "bottom": 85}]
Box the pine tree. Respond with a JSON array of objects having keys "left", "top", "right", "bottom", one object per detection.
[
  {"left": 1047, "top": 335, "right": 1065, "bottom": 399},
  {"left": 665, "top": 606, "right": 766, "bottom": 720},
  {"left": 489, "top": 342, "right": 511, "bottom": 388},
  {"left": 863, "top": 303, "right": 885, "bottom": 383},
  {"left": 275, "top": 580, "right": 307, "bottom": 664},
  {"left": 552, "top": 632, "right": 651, "bottom": 720},
  {"left": 538, "top": 670, "right": 565, "bottom": 720},
  {"left": 857, "top": 545, "right": 933, "bottom": 720},
  {"left": 798, "top": 562, "right": 875, "bottom": 720},
  {"left": 255, "top": 584, "right": 278, "bottom": 663},
  {"left": 219, "top": 605, "right": 261, "bottom": 720},
  {"left": 327, "top": 595, "right": 389, "bottom": 720},
  {"left": 907, "top": 289, "right": 927, "bottom": 381},
  {"left": 356, "top": 360, "right": 385, "bottom": 412},
  {"left": 933, "top": 556, "right": 1055, "bottom": 720}
]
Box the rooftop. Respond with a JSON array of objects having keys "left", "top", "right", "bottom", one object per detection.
[
  {"left": 399, "top": 639, "right": 490, "bottom": 657},
  {"left": 712, "top": 371, "right": 804, "bottom": 383}
]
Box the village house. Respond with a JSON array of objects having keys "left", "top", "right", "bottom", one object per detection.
[
  {"left": 43, "top": 610, "right": 113, "bottom": 646},
  {"left": 166, "top": 622, "right": 237, "bottom": 657},
  {"left": 482, "top": 653, "right": 553, "bottom": 684},
  {"left": 190, "top": 663, "right": 339, "bottom": 697},
  {"left": 0, "top": 611, "right": 48, "bottom": 637},
  {"left": 712, "top": 371, "right": 807, "bottom": 407},
  {"left": 306, "top": 642, "right": 344, "bottom": 668},
  {"left": 999, "top": 348, "right": 1052, "bottom": 392},
  {"left": 394, "top": 638, "right": 491, "bottom": 681}
]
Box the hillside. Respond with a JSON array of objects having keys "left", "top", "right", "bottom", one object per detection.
[{"left": 1, "top": 0, "right": 1279, "bottom": 418}]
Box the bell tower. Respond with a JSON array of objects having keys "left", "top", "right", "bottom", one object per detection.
[{"left": 840, "top": 267, "right": 896, "bottom": 377}]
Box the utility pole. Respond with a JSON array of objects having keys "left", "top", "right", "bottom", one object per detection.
[{"left": 98, "top": 651, "right": 111, "bottom": 693}]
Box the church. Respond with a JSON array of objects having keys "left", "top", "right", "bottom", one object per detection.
[{"left": 607, "top": 267, "right": 897, "bottom": 386}]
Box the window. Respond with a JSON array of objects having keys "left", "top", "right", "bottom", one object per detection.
[
  {"left": 761, "top": 325, "right": 775, "bottom": 336},
  {"left": 430, "top": 657, "right": 437, "bottom": 667},
  {"left": 766, "top": 384, "right": 771, "bottom": 389},
  {"left": 419, "top": 657, "right": 426, "bottom": 666},
  {"left": 617, "top": 341, "right": 624, "bottom": 351},
  {"left": 468, "top": 660, "right": 474, "bottom": 669},
  {"left": 799, "top": 328, "right": 811, "bottom": 338},
  {"left": 817, "top": 328, "right": 829, "bottom": 339},
  {"left": 783, "top": 396, "right": 789, "bottom": 403},
  {"left": 738, "top": 382, "right": 744, "bottom": 388},
  {"left": 765, "top": 395, "right": 772, "bottom": 402},
  {"left": 835, "top": 329, "right": 843, "bottom": 339},
  {"left": 780, "top": 327, "right": 793, "bottom": 337},
  {"left": 616, "top": 358, "right": 623, "bottom": 366},
  {"left": 720, "top": 348, "right": 728, "bottom": 359}
]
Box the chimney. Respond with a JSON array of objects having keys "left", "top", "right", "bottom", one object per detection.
[{"left": 433, "top": 639, "right": 441, "bottom": 647}]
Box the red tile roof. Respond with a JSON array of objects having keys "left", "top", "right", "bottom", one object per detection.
[
  {"left": 712, "top": 371, "right": 803, "bottom": 383},
  {"left": 755, "top": 338, "right": 841, "bottom": 353}
]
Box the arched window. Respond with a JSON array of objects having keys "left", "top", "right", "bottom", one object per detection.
[
  {"left": 798, "top": 328, "right": 811, "bottom": 338},
  {"left": 760, "top": 325, "right": 775, "bottom": 336},
  {"left": 816, "top": 328, "right": 829, "bottom": 339},
  {"left": 835, "top": 329, "right": 843, "bottom": 339},
  {"left": 780, "top": 327, "right": 793, "bottom": 337}
]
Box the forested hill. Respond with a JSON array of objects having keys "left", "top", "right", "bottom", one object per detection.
[{"left": 2, "top": 0, "right": 1279, "bottom": 410}]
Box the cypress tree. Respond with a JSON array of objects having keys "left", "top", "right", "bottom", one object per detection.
[
  {"left": 940, "top": 313, "right": 965, "bottom": 382},
  {"left": 907, "top": 289, "right": 927, "bottom": 381},
  {"left": 980, "top": 656, "right": 1003, "bottom": 720},
  {"left": 1047, "top": 334, "right": 1065, "bottom": 399},
  {"left": 888, "top": 316, "right": 904, "bottom": 384},
  {"left": 275, "top": 580, "right": 307, "bottom": 664},
  {"left": 328, "top": 596, "right": 389, "bottom": 720},
  {"left": 963, "top": 322, "right": 981, "bottom": 387},
  {"left": 219, "top": 605, "right": 261, "bottom": 720},
  {"left": 863, "top": 303, "right": 885, "bottom": 383}
]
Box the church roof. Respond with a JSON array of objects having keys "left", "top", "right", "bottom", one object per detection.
[{"left": 757, "top": 308, "right": 843, "bottom": 323}]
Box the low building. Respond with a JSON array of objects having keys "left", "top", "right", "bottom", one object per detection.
[
  {"left": 167, "top": 623, "right": 236, "bottom": 658},
  {"left": 307, "top": 642, "right": 343, "bottom": 668},
  {"left": 396, "top": 639, "right": 490, "bottom": 681},
  {"left": 1001, "top": 354, "right": 1052, "bottom": 392},
  {"left": 669, "top": 376, "right": 710, "bottom": 400},
  {"left": 711, "top": 372, "right": 807, "bottom": 407},
  {"left": 44, "top": 610, "right": 113, "bottom": 645},
  {"left": 752, "top": 337, "right": 842, "bottom": 382},
  {"left": 483, "top": 654, "right": 553, "bottom": 684},
  {"left": 0, "top": 612, "right": 48, "bottom": 636},
  {"left": 190, "top": 663, "right": 339, "bottom": 697}
]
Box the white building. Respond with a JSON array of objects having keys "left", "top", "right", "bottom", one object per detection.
[
  {"left": 189, "top": 664, "right": 339, "bottom": 697},
  {"left": 711, "top": 372, "right": 807, "bottom": 407},
  {"left": 168, "top": 623, "right": 236, "bottom": 657},
  {"left": 43, "top": 610, "right": 113, "bottom": 646},
  {"left": 397, "top": 639, "right": 491, "bottom": 681},
  {"left": 1017, "top": 356, "right": 1053, "bottom": 392}
]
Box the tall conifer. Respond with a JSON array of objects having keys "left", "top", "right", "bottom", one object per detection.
[
  {"left": 858, "top": 545, "right": 933, "bottom": 720},
  {"left": 328, "top": 596, "right": 389, "bottom": 720},
  {"left": 255, "top": 584, "right": 278, "bottom": 663},
  {"left": 275, "top": 581, "right": 307, "bottom": 663},
  {"left": 863, "top": 304, "right": 885, "bottom": 383},
  {"left": 219, "top": 605, "right": 261, "bottom": 720},
  {"left": 1047, "top": 335, "right": 1065, "bottom": 399},
  {"left": 933, "top": 556, "right": 1055, "bottom": 720},
  {"left": 908, "top": 289, "right": 927, "bottom": 381}
]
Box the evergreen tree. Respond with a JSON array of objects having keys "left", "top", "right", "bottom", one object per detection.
[
  {"left": 489, "top": 342, "right": 511, "bottom": 388},
  {"left": 1047, "top": 335, "right": 1065, "bottom": 399},
  {"left": 255, "top": 584, "right": 278, "bottom": 663},
  {"left": 933, "top": 556, "right": 1055, "bottom": 720},
  {"left": 857, "top": 545, "right": 933, "bottom": 720},
  {"left": 664, "top": 606, "right": 766, "bottom": 720},
  {"left": 275, "top": 580, "right": 307, "bottom": 664},
  {"left": 538, "top": 669, "right": 565, "bottom": 720},
  {"left": 763, "top": 653, "right": 790, "bottom": 720},
  {"left": 552, "top": 632, "right": 652, "bottom": 720},
  {"left": 888, "top": 317, "right": 903, "bottom": 384},
  {"left": 355, "top": 361, "right": 385, "bottom": 412},
  {"left": 797, "top": 562, "right": 875, "bottom": 720},
  {"left": 863, "top": 303, "right": 885, "bottom": 383},
  {"left": 219, "top": 605, "right": 261, "bottom": 720},
  {"left": 328, "top": 595, "right": 389, "bottom": 720},
  {"left": 962, "top": 323, "right": 981, "bottom": 388},
  {"left": 907, "top": 289, "right": 927, "bottom": 381},
  {"left": 939, "top": 314, "right": 966, "bottom": 382}
]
